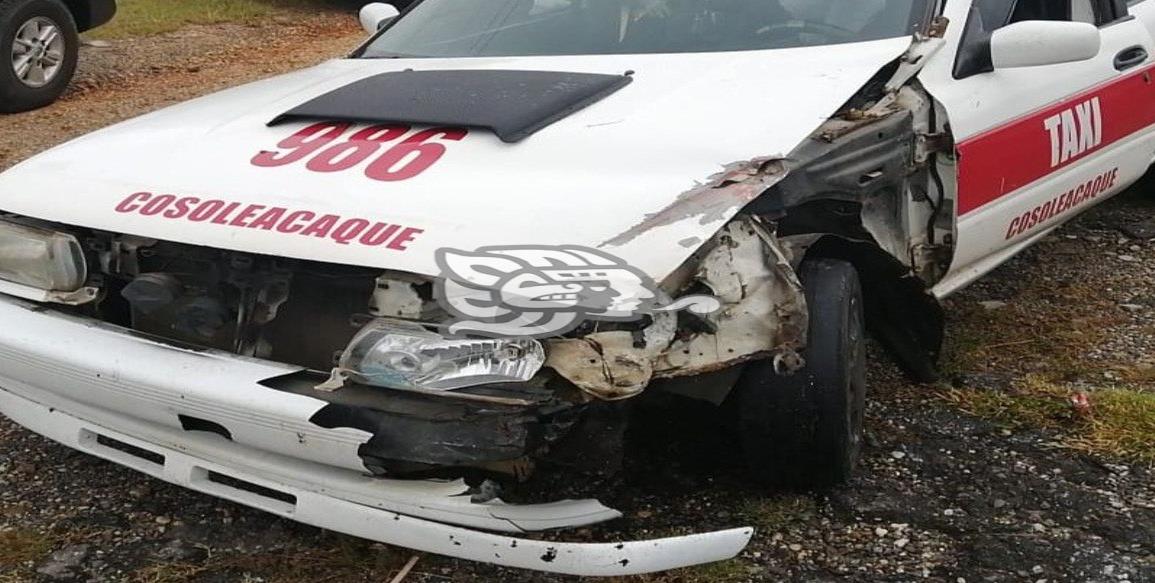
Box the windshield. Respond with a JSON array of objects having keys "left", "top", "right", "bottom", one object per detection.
[{"left": 361, "top": 0, "right": 928, "bottom": 58}]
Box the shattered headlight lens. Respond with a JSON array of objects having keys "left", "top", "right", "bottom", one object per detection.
[
  {"left": 0, "top": 218, "right": 86, "bottom": 292},
  {"left": 334, "top": 319, "right": 545, "bottom": 391}
]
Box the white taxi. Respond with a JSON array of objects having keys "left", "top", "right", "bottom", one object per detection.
[{"left": 0, "top": 0, "right": 1151, "bottom": 575}]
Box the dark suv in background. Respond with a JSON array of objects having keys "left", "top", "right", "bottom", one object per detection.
[{"left": 1, "top": 0, "right": 116, "bottom": 113}]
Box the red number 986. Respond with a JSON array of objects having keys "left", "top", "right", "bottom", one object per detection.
[{"left": 251, "top": 121, "right": 467, "bottom": 182}]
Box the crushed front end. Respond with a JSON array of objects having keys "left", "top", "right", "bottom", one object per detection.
[
  {"left": 0, "top": 210, "right": 809, "bottom": 475},
  {"left": 0, "top": 212, "right": 795, "bottom": 575}
]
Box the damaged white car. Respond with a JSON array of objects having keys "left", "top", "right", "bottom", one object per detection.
[{"left": 3, "top": 0, "right": 1155, "bottom": 575}]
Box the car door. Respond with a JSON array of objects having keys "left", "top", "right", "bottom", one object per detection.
[
  {"left": 1131, "top": 0, "right": 1155, "bottom": 39},
  {"left": 918, "top": 0, "right": 1155, "bottom": 296}
]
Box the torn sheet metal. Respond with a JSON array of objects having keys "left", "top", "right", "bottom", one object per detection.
[
  {"left": 547, "top": 217, "right": 808, "bottom": 399},
  {"left": 655, "top": 218, "right": 807, "bottom": 376},
  {"left": 368, "top": 273, "right": 427, "bottom": 319},
  {"left": 546, "top": 332, "right": 655, "bottom": 400},
  {"left": 602, "top": 158, "right": 788, "bottom": 247},
  {"left": 0, "top": 296, "right": 616, "bottom": 533},
  {"left": 545, "top": 304, "right": 677, "bottom": 401},
  {"left": 0, "top": 279, "right": 99, "bottom": 305}
]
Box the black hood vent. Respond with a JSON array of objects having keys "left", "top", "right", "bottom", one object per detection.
[{"left": 269, "top": 69, "right": 633, "bottom": 143}]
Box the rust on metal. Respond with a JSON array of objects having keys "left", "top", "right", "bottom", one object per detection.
[{"left": 601, "top": 157, "right": 787, "bottom": 247}]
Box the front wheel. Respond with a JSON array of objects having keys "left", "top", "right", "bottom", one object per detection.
[
  {"left": 0, "top": 0, "right": 79, "bottom": 113},
  {"left": 727, "top": 258, "right": 867, "bottom": 489}
]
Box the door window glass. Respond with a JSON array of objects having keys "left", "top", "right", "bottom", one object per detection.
[{"left": 955, "top": 0, "right": 1106, "bottom": 78}]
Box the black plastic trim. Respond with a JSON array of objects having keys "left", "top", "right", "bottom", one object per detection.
[
  {"left": 64, "top": 0, "right": 117, "bottom": 32},
  {"left": 178, "top": 415, "right": 234, "bottom": 441},
  {"left": 270, "top": 69, "right": 633, "bottom": 143}
]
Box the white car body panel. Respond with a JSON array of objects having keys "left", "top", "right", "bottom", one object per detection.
[
  {"left": 0, "top": 296, "right": 623, "bottom": 532},
  {"left": 922, "top": 1, "right": 1155, "bottom": 296},
  {"left": 0, "top": 40, "right": 911, "bottom": 282},
  {"left": 0, "top": 400, "right": 753, "bottom": 577},
  {"left": 0, "top": 294, "right": 754, "bottom": 574},
  {"left": 0, "top": 35, "right": 917, "bottom": 575},
  {"left": 1137, "top": 2, "right": 1155, "bottom": 46},
  {"left": 6, "top": 0, "right": 1155, "bottom": 575}
]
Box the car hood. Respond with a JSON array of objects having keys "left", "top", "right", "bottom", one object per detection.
[{"left": 0, "top": 39, "right": 911, "bottom": 281}]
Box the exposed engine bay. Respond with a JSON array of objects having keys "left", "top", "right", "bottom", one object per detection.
[
  {"left": 47, "top": 212, "right": 815, "bottom": 481},
  {"left": 7, "top": 0, "right": 1155, "bottom": 570},
  {"left": 20, "top": 48, "right": 957, "bottom": 484},
  {"left": 89, "top": 235, "right": 398, "bottom": 370},
  {"left": 2, "top": 23, "right": 958, "bottom": 489}
]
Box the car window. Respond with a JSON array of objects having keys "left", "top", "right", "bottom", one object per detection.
[
  {"left": 954, "top": 0, "right": 1117, "bottom": 78},
  {"left": 1071, "top": 0, "right": 1097, "bottom": 23},
  {"left": 360, "top": 0, "right": 930, "bottom": 58},
  {"left": 1007, "top": 0, "right": 1098, "bottom": 24},
  {"left": 982, "top": 0, "right": 1114, "bottom": 28}
]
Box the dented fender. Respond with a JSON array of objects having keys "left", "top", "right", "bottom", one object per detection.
[{"left": 547, "top": 217, "right": 808, "bottom": 400}]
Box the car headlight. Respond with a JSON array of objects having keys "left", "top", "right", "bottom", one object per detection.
[
  {"left": 0, "top": 218, "right": 90, "bottom": 301},
  {"left": 324, "top": 318, "right": 545, "bottom": 392}
]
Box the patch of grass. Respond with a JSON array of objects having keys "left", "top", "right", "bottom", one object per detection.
[
  {"left": 945, "top": 377, "right": 1078, "bottom": 429},
  {"left": 941, "top": 265, "right": 1155, "bottom": 465},
  {"left": 1069, "top": 389, "right": 1155, "bottom": 464},
  {"left": 941, "top": 285, "right": 1122, "bottom": 381},
  {"left": 129, "top": 535, "right": 403, "bottom": 583},
  {"left": 88, "top": 0, "right": 341, "bottom": 40},
  {"left": 672, "top": 558, "right": 752, "bottom": 582},
  {"left": 0, "top": 529, "right": 54, "bottom": 567},
  {"left": 604, "top": 557, "right": 751, "bottom": 583},
  {"left": 130, "top": 561, "right": 209, "bottom": 583},
  {"left": 736, "top": 495, "right": 815, "bottom": 531},
  {"left": 1117, "top": 362, "right": 1155, "bottom": 386},
  {"left": 946, "top": 378, "right": 1155, "bottom": 465}
]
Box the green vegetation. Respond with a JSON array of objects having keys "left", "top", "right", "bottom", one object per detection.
[
  {"left": 672, "top": 558, "right": 754, "bottom": 582},
  {"left": 0, "top": 529, "right": 56, "bottom": 582},
  {"left": 0, "top": 529, "right": 54, "bottom": 567},
  {"left": 736, "top": 495, "right": 815, "bottom": 531},
  {"left": 941, "top": 272, "right": 1155, "bottom": 465},
  {"left": 939, "top": 281, "right": 1123, "bottom": 381},
  {"left": 598, "top": 558, "right": 751, "bottom": 583},
  {"left": 947, "top": 378, "right": 1155, "bottom": 465},
  {"left": 88, "top": 0, "right": 344, "bottom": 39},
  {"left": 129, "top": 536, "right": 403, "bottom": 583},
  {"left": 1074, "top": 388, "right": 1155, "bottom": 464}
]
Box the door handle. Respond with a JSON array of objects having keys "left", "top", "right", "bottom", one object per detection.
[{"left": 1115, "top": 46, "right": 1149, "bottom": 71}]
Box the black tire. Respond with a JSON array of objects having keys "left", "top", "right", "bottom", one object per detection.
[
  {"left": 729, "top": 258, "right": 867, "bottom": 489},
  {"left": 0, "top": 0, "right": 79, "bottom": 114}
]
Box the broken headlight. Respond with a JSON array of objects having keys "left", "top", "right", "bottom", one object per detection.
[
  {"left": 326, "top": 319, "right": 545, "bottom": 392},
  {"left": 0, "top": 218, "right": 88, "bottom": 296}
]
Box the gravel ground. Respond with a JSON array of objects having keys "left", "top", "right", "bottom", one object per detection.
[
  {"left": 0, "top": 12, "right": 362, "bottom": 171},
  {"left": 1, "top": 14, "right": 1154, "bottom": 583}
]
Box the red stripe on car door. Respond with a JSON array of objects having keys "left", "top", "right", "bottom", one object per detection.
[{"left": 956, "top": 63, "right": 1155, "bottom": 215}]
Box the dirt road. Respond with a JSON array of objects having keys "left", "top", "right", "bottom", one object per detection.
[
  {"left": 0, "top": 12, "right": 362, "bottom": 171},
  {"left": 0, "top": 13, "right": 1152, "bottom": 583}
]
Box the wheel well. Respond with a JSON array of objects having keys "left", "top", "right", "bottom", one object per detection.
[
  {"left": 60, "top": 0, "right": 89, "bottom": 28},
  {"left": 804, "top": 235, "right": 944, "bottom": 382},
  {"left": 61, "top": 0, "right": 116, "bottom": 32}
]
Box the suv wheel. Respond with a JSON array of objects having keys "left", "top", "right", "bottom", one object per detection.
[
  {"left": 728, "top": 258, "right": 867, "bottom": 489},
  {"left": 0, "top": 0, "right": 79, "bottom": 113}
]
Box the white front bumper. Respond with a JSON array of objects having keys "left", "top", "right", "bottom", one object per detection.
[{"left": 0, "top": 296, "right": 752, "bottom": 576}]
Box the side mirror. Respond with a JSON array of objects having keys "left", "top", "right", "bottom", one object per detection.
[
  {"left": 360, "top": 3, "right": 400, "bottom": 35},
  {"left": 991, "top": 21, "right": 1101, "bottom": 69}
]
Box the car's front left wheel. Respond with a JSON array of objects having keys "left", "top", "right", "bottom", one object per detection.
[
  {"left": 727, "top": 258, "right": 867, "bottom": 489},
  {"left": 0, "top": 0, "right": 79, "bottom": 113}
]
